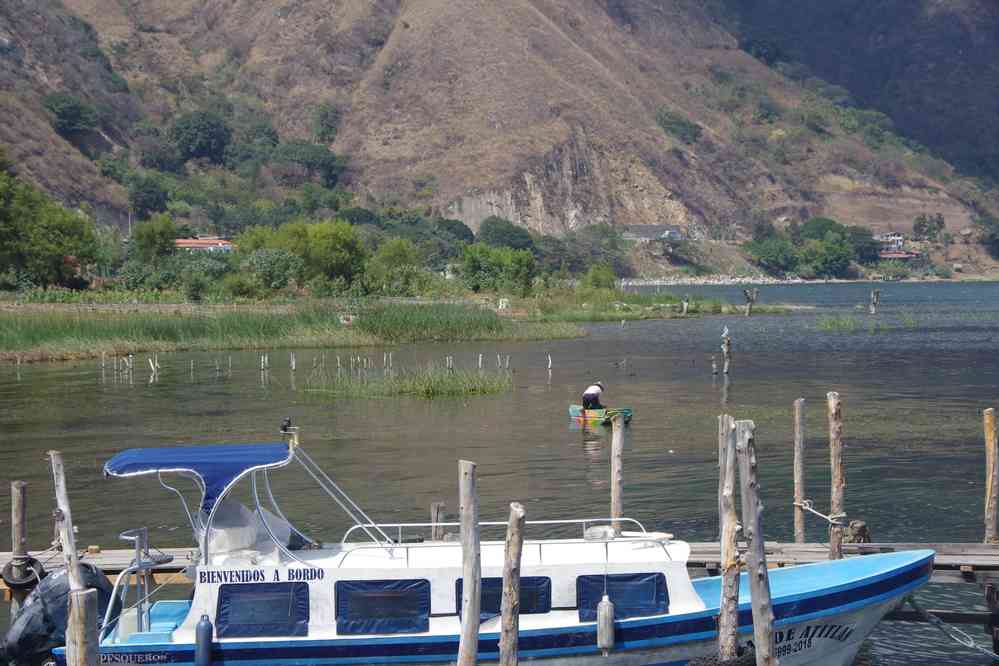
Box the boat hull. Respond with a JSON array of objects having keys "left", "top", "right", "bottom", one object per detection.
[
  {"left": 569, "top": 404, "right": 633, "bottom": 425},
  {"left": 65, "top": 551, "right": 932, "bottom": 666}
]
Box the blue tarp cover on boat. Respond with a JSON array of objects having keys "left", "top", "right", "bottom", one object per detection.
[
  {"left": 456, "top": 576, "right": 552, "bottom": 620},
  {"left": 216, "top": 582, "right": 309, "bottom": 638},
  {"left": 103, "top": 443, "right": 291, "bottom": 513},
  {"left": 335, "top": 579, "right": 430, "bottom": 635},
  {"left": 577, "top": 572, "right": 668, "bottom": 621}
]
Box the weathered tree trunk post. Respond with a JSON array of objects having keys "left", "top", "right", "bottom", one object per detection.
[
  {"left": 717, "top": 415, "right": 740, "bottom": 660},
  {"left": 682, "top": 295, "right": 690, "bottom": 316},
  {"left": 499, "top": 502, "right": 526, "bottom": 666},
  {"left": 610, "top": 413, "right": 626, "bottom": 535},
  {"left": 68, "top": 588, "right": 99, "bottom": 666},
  {"left": 735, "top": 420, "right": 777, "bottom": 666},
  {"left": 985, "top": 408, "right": 998, "bottom": 544},
  {"left": 828, "top": 392, "right": 845, "bottom": 560},
  {"left": 9, "top": 480, "right": 29, "bottom": 616},
  {"left": 430, "top": 501, "right": 447, "bottom": 541},
  {"left": 457, "top": 460, "right": 480, "bottom": 666},
  {"left": 793, "top": 399, "right": 806, "bottom": 544},
  {"left": 869, "top": 289, "right": 881, "bottom": 315},
  {"left": 744, "top": 288, "right": 759, "bottom": 317},
  {"left": 721, "top": 332, "right": 732, "bottom": 375},
  {"left": 50, "top": 451, "right": 95, "bottom": 666}
]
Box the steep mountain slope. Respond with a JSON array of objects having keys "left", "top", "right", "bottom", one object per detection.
[
  {"left": 723, "top": 0, "right": 999, "bottom": 181},
  {"left": 1, "top": 0, "right": 991, "bottom": 237}
]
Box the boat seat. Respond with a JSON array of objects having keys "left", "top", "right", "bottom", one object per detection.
[
  {"left": 149, "top": 600, "right": 191, "bottom": 633},
  {"left": 125, "top": 631, "right": 175, "bottom": 645}
]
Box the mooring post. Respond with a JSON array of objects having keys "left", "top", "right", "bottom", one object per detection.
[
  {"left": 68, "top": 587, "right": 99, "bottom": 666},
  {"left": 869, "top": 289, "right": 880, "bottom": 315},
  {"left": 828, "top": 392, "right": 845, "bottom": 560},
  {"left": 721, "top": 331, "right": 732, "bottom": 375},
  {"left": 430, "top": 501, "right": 446, "bottom": 541},
  {"left": 610, "top": 413, "right": 626, "bottom": 535},
  {"left": 49, "top": 451, "right": 84, "bottom": 590},
  {"left": 50, "top": 451, "right": 95, "bottom": 666},
  {"left": 717, "top": 415, "right": 740, "bottom": 660},
  {"left": 793, "top": 398, "right": 806, "bottom": 544},
  {"left": 682, "top": 295, "right": 690, "bottom": 316},
  {"left": 743, "top": 288, "right": 759, "bottom": 317},
  {"left": 499, "top": 502, "right": 526, "bottom": 666},
  {"left": 458, "top": 460, "right": 480, "bottom": 666},
  {"left": 9, "top": 480, "right": 29, "bottom": 616},
  {"left": 735, "top": 420, "right": 776, "bottom": 666},
  {"left": 985, "top": 408, "right": 998, "bottom": 544}
]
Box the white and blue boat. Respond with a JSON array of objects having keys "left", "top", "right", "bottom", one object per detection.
[{"left": 52, "top": 431, "right": 934, "bottom": 666}]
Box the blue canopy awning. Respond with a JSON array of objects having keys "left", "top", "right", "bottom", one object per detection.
[{"left": 104, "top": 443, "right": 292, "bottom": 513}]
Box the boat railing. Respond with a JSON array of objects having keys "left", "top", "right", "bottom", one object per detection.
[
  {"left": 335, "top": 530, "right": 672, "bottom": 569},
  {"left": 340, "top": 517, "right": 648, "bottom": 545}
]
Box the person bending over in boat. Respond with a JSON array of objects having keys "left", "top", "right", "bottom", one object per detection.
[{"left": 582, "top": 381, "right": 605, "bottom": 410}]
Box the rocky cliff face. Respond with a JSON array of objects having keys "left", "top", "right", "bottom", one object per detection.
[{"left": 1, "top": 0, "right": 992, "bottom": 236}]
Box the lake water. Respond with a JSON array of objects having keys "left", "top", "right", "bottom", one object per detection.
[{"left": 2, "top": 281, "right": 998, "bottom": 663}]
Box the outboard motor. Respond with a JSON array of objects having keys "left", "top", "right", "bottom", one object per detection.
[{"left": 2, "top": 563, "right": 116, "bottom": 666}]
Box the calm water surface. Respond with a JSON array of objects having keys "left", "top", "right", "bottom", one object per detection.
[{"left": 1, "top": 281, "right": 998, "bottom": 663}]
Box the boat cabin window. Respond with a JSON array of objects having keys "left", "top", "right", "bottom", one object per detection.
[
  {"left": 335, "top": 579, "right": 431, "bottom": 635},
  {"left": 456, "top": 576, "right": 552, "bottom": 620},
  {"left": 216, "top": 582, "right": 310, "bottom": 638},
  {"left": 576, "top": 573, "right": 668, "bottom": 621}
]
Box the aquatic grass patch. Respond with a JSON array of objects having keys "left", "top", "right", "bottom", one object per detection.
[
  {"left": 354, "top": 303, "right": 505, "bottom": 342},
  {"left": 816, "top": 315, "right": 859, "bottom": 332},
  {"left": 519, "top": 287, "right": 777, "bottom": 322},
  {"left": 306, "top": 367, "right": 513, "bottom": 399},
  {"left": 0, "top": 307, "right": 378, "bottom": 361}
]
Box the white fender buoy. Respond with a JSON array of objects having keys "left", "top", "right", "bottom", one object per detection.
[{"left": 597, "top": 594, "right": 615, "bottom": 654}]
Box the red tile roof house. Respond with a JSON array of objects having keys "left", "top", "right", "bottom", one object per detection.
[{"left": 174, "top": 238, "right": 235, "bottom": 253}]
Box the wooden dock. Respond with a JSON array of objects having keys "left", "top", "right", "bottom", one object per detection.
[{"left": 4, "top": 541, "right": 998, "bottom": 588}]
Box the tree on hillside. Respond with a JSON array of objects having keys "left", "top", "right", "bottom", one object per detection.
[
  {"left": 42, "top": 93, "right": 99, "bottom": 138},
  {"left": 365, "top": 238, "right": 424, "bottom": 295},
  {"left": 434, "top": 217, "right": 474, "bottom": 243},
  {"left": 846, "top": 226, "right": 880, "bottom": 264},
  {"left": 800, "top": 216, "right": 846, "bottom": 241},
  {"left": 170, "top": 111, "right": 232, "bottom": 164},
  {"left": 128, "top": 173, "right": 170, "bottom": 220},
  {"left": 478, "top": 216, "right": 534, "bottom": 251},
  {"left": 272, "top": 141, "right": 344, "bottom": 188},
  {"left": 133, "top": 213, "right": 177, "bottom": 263},
  {"left": 913, "top": 213, "right": 945, "bottom": 241},
  {"left": 0, "top": 172, "right": 98, "bottom": 287},
  {"left": 313, "top": 103, "right": 342, "bottom": 144},
  {"left": 0, "top": 146, "right": 14, "bottom": 175},
  {"left": 749, "top": 236, "right": 798, "bottom": 273},
  {"left": 797, "top": 232, "right": 854, "bottom": 278},
  {"left": 306, "top": 220, "right": 365, "bottom": 283}
]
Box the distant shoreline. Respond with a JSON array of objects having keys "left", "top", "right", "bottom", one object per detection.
[{"left": 620, "top": 275, "right": 999, "bottom": 287}]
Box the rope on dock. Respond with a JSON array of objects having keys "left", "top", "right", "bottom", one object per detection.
[
  {"left": 793, "top": 499, "right": 846, "bottom": 527},
  {"left": 907, "top": 596, "right": 999, "bottom": 661}
]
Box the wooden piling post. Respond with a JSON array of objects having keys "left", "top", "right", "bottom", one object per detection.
[
  {"left": 67, "top": 587, "right": 99, "bottom": 666},
  {"left": 458, "top": 460, "right": 480, "bottom": 666},
  {"left": 610, "top": 413, "right": 626, "bottom": 535},
  {"left": 869, "top": 289, "right": 880, "bottom": 315},
  {"left": 735, "top": 420, "right": 776, "bottom": 666},
  {"left": 985, "top": 408, "right": 998, "bottom": 544},
  {"left": 721, "top": 331, "right": 732, "bottom": 375},
  {"left": 717, "top": 415, "right": 740, "bottom": 660},
  {"left": 9, "top": 480, "right": 29, "bottom": 616},
  {"left": 49, "top": 451, "right": 84, "bottom": 591},
  {"left": 682, "top": 295, "right": 689, "bottom": 316},
  {"left": 793, "top": 398, "right": 806, "bottom": 544},
  {"left": 430, "top": 501, "right": 446, "bottom": 541},
  {"left": 828, "top": 392, "right": 845, "bottom": 560},
  {"left": 499, "top": 502, "right": 526, "bottom": 666},
  {"left": 743, "top": 288, "right": 759, "bottom": 317},
  {"left": 51, "top": 451, "right": 95, "bottom": 666}
]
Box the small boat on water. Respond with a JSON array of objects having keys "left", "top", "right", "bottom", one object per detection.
[
  {"left": 44, "top": 430, "right": 931, "bottom": 666},
  {"left": 569, "top": 404, "right": 633, "bottom": 425}
]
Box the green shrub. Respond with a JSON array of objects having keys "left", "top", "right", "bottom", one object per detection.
[
  {"left": 656, "top": 108, "right": 702, "bottom": 144},
  {"left": 42, "top": 93, "right": 99, "bottom": 137},
  {"left": 170, "top": 111, "right": 232, "bottom": 164},
  {"left": 313, "top": 102, "right": 341, "bottom": 143},
  {"left": 128, "top": 172, "right": 170, "bottom": 220},
  {"left": 579, "top": 264, "right": 616, "bottom": 290},
  {"left": 182, "top": 271, "right": 209, "bottom": 302},
  {"left": 133, "top": 213, "right": 176, "bottom": 262},
  {"left": 477, "top": 216, "right": 534, "bottom": 250},
  {"left": 221, "top": 272, "right": 265, "bottom": 299},
  {"left": 356, "top": 304, "right": 505, "bottom": 342},
  {"left": 245, "top": 248, "right": 303, "bottom": 289}
]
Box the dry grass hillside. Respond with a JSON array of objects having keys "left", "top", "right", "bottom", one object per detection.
[{"left": 2, "top": 0, "right": 996, "bottom": 239}]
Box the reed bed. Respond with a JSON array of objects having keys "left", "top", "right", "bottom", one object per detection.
[
  {"left": 0, "top": 303, "right": 581, "bottom": 362},
  {"left": 306, "top": 367, "right": 513, "bottom": 399}
]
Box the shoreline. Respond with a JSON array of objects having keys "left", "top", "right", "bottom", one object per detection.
[{"left": 620, "top": 275, "right": 999, "bottom": 287}]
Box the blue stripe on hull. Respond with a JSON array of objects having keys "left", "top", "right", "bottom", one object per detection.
[{"left": 69, "top": 552, "right": 932, "bottom": 665}]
